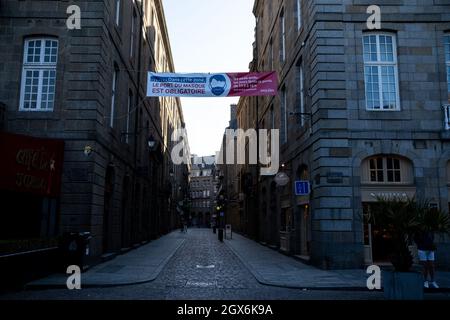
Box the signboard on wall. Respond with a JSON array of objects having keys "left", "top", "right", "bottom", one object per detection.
[
  {"left": 295, "top": 181, "right": 311, "bottom": 196},
  {"left": 147, "top": 72, "right": 278, "bottom": 97},
  {"left": 0, "top": 132, "right": 64, "bottom": 197}
]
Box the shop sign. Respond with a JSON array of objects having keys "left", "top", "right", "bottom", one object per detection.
[{"left": 0, "top": 132, "right": 64, "bottom": 197}]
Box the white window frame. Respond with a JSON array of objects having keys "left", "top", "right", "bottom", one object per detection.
[
  {"left": 115, "top": 0, "right": 121, "bottom": 26},
  {"left": 130, "top": 9, "right": 136, "bottom": 58},
  {"left": 110, "top": 70, "right": 117, "bottom": 128},
  {"left": 299, "top": 65, "right": 305, "bottom": 126},
  {"left": 19, "top": 38, "right": 58, "bottom": 112},
  {"left": 280, "top": 10, "right": 286, "bottom": 62},
  {"left": 363, "top": 156, "right": 413, "bottom": 185},
  {"left": 297, "top": 0, "right": 302, "bottom": 31},
  {"left": 445, "top": 35, "right": 450, "bottom": 94},
  {"left": 363, "top": 33, "right": 401, "bottom": 111}
]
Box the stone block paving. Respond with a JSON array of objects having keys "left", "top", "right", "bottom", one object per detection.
[
  {"left": 153, "top": 229, "right": 261, "bottom": 291},
  {"left": 1, "top": 229, "right": 449, "bottom": 300}
]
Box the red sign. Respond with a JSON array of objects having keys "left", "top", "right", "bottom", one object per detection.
[{"left": 0, "top": 132, "right": 65, "bottom": 197}]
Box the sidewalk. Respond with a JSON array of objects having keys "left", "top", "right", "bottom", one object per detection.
[
  {"left": 26, "top": 231, "right": 187, "bottom": 289},
  {"left": 225, "top": 232, "right": 450, "bottom": 291}
]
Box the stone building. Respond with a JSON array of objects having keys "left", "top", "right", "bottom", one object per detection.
[
  {"left": 0, "top": 0, "right": 190, "bottom": 273},
  {"left": 235, "top": 0, "right": 450, "bottom": 269},
  {"left": 189, "top": 155, "right": 218, "bottom": 227},
  {"left": 217, "top": 104, "right": 245, "bottom": 232}
]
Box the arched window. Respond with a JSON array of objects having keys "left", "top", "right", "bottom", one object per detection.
[
  {"left": 20, "top": 38, "right": 58, "bottom": 111},
  {"left": 362, "top": 155, "right": 413, "bottom": 184}
]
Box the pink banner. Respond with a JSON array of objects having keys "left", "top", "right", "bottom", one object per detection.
[
  {"left": 147, "top": 72, "right": 278, "bottom": 97},
  {"left": 227, "top": 72, "right": 278, "bottom": 97}
]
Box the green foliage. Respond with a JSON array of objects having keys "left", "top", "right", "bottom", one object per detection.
[{"left": 367, "top": 196, "right": 450, "bottom": 272}]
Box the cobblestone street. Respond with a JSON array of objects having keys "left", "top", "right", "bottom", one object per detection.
[{"left": 2, "top": 229, "right": 450, "bottom": 300}]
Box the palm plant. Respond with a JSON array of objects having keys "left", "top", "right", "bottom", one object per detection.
[{"left": 367, "top": 196, "right": 450, "bottom": 272}]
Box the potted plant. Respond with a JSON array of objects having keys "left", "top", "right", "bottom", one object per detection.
[{"left": 368, "top": 196, "right": 450, "bottom": 300}]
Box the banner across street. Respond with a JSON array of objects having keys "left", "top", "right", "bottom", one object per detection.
[{"left": 147, "top": 72, "right": 278, "bottom": 98}]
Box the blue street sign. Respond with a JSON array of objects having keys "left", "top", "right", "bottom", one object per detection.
[{"left": 295, "top": 181, "right": 310, "bottom": 196}]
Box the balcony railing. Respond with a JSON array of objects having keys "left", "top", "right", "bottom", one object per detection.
[{"left": 444, "top": 104, "right": 450, "bottom": 130}]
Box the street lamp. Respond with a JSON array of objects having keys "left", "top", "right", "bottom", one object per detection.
[{"left": 147, "top": 135, "right": 157, "bottom": 151}]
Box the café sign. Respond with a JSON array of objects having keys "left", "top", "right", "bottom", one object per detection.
[{"left": 0, "top": 132, "right": 64, "bottom": 197}]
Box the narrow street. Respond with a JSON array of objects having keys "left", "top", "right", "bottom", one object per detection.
[{"left": 2, "top": 229, "right": 450, "bottom": 300}]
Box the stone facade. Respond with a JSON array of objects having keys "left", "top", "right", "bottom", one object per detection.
[
  {"left": 189, "top": 156, "right": 218, "bottom": 227},
  {"left": 0, "top": 0, "right": 190, "bottom": 262},
  {"left": 234, "top": 0, "right": 450, "bottom": 269}
]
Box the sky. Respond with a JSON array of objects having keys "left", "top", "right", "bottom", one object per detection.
[{"left": 162, "top": 0, "right": 255, "bottom": 157}]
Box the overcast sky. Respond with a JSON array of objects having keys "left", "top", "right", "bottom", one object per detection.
[{"left": 162, "top": 0, "right": 255, "bottom": 157}]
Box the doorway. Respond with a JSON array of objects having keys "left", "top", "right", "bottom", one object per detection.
[
  {"left": 103, "top": 165, "right": 115, "bottom": 253},
  {"left": 299, "top": 204, "right": 311, "bottom": 257},
  {"left": 363, "top": 202, "right": 394, "bottom": 263}
]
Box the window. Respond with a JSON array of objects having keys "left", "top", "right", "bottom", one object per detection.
[
  {"left": 115, "top": 0, "right": 121, "bottom": 26},
  {"left": 363, "top": 156, "right": 413, "bottom": 184},
  {"left": 280, "top": 87, "right": 287, "bottom": 143},
  {"left": 363, "top": 34, "right": 400, "bottom": 110},
  {"left": 130, "top": 9, "right": 137, "bottom": 58},
  {"left": 270, "top": 105, "right": 275, "bottom": 129},
  {"left": 125, "top": 91, "right": 132, "bottom": 143},
  {"left": 20, "top": 38, "right": 58, "bottom": 111},
  {"left": 280, "top": 10, "right": 286, "bottom": 62},
  {"left": 269, "top": 38, "right": 274, "bottom": 70},
  {"left": 445, "top": 35, "right": 450, "bottom": 94},
  {"left": 110, "top": 70, "right": 118, "bottom": 128},
  {"left": 296, "top": 0, "right": 302, "bottom": 31},
  {"left": 298, "top": 65, "right": 305, "bottom": 126}
]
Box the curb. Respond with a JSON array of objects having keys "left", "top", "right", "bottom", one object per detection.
[
  {"left": 224, "top": 239, "right": 365, "bottom": 291},
  {"left": 224, "top": 239, "right": 450, "bottom": 292},
  {"left": 25, "top": 237, "right": 187, "bottom": 290}
]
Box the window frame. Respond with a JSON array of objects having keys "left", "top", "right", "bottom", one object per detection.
[
  {"left": 299, "top": 64, "right": 305, "bottom": 127},
  {"left": 363, "top": 156, "right": 413, "bottom": 185},
  {"left": 110, "top": 70, "right": 118, "bottom": 128},
  {"left": 296, "top": 0, "right": 302, "bottom": 31},
  {"left": 280, "top": 9, "right": 286, "bottom": 63},
  {"left": 125, "top": 90, "right": 132, "bottom": 143},
  {"left": 130, "top": 9, "right": 137, "bottom": 59},
  {"left": 280, "top": 87, "right": 288, "bottom": 144},
  {"left": 19, "top": 38, "right": 58, "bottom": 112},
  {"left": 444, "top": 35, "right": 450, "bottom": 94},
  {"left": 362, "top": 33, "right": 401, "bottom": 111},
  {"left": 115, "top": 0, "right": 121, "bottom": 26}
]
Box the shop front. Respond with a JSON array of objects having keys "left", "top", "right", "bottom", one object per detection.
[
  {"left": 361, "top": 187, "right": 417, "bottom": 265},
  {"left": 0, "top": 132, "right": 64, "bottom": 286}
]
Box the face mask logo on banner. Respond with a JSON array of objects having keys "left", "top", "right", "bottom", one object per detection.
[{"left": 209, "top": 75, "right": 228, "bottom": 96}]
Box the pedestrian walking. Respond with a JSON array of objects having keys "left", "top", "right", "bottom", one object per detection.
[{"left": 414, "top": 231, "right": 439, "bottom": 288}]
